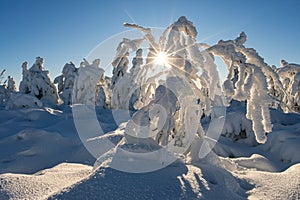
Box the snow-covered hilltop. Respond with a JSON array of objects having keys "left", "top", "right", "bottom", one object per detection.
[{"left": 0, "top": 16, "right": 299, "bottom": 200}]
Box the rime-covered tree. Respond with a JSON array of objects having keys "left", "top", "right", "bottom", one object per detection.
[
  {"left": 7, "top": 76, "right": 17, "bottom": 93},
  {"left": 73, "top": 58, "right": 105, "bottom": 105},
  {"left": 0, "top": 71, "right": 17, "bottom": 104},
  {"left": 110, "top": 38, "right": 144, "bottom": 109},
  {"left": 114, "top": 15, "right": 281, "bottom": 159},
  {"left": 19, "top": 57, "right": 59, "bottom": 104},
  {"left": 207, "top": 32, "right": 275, "bottom": 143},
  {"left": 117, "top": 16, "right": 221, "bottom": 155},
  {"left": 278, "top": 60, "right": 300, "bottom": 112},
  {"left": 0, "top": 69, "right": 8, "bottom": 103},
  {"left": 54, "top": 62, "right": 78, "bottom": 105}
]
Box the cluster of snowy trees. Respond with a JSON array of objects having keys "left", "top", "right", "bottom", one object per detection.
[{"left": 1, "top": 16, "right": 299, "bottom": 146}]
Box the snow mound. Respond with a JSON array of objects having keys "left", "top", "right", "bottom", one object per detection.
[
  {"left": 0, "top": 163, "right": 92, "bottom": 200},
  {"left": 232, "top": 154, "right": 278, "bottom": 172},
  {"left": 0, "top": 107, "right": 95, "bottom": 174},
  {"left": 222, "top": 110, "right": 255, "bottom": 144},
  {"left": 262, "top": 127, "right": 300, "bottom": 164},
  {"left": 49, "top": 161, "right": 251, "bottom": 200},
  {"left": 0, "top": 129, "right": 77, "bottom": 173},
  {"left": 236, "top": 163, "right": 300, "bottom": 200},
  {"left": 5, "top": 93, "right": 42, "bottom": 110}
]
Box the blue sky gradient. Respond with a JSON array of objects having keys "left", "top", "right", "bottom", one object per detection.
[{"left": 0, "top": 0, "right": 299, "bottom": 84}]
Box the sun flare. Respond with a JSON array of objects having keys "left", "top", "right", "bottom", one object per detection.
[{"left": 154, "top": 51, "right": 169, "bottom": 66}]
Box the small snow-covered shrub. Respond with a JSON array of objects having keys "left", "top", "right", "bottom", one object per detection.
[{"left": 5, "top": 93, "right": 42, "bottom": 109}]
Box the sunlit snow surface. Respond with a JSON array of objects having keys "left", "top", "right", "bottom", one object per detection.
[{"left": 0, "top": 105, "right": 299, "bottom": 200}]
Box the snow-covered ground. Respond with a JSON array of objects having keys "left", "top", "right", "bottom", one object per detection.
[
  {"left": 0, "top": 163, "right": 92, "bottom": 200},
  {"left": 0, "top": 105, "right": 299, "bottom": 200}
]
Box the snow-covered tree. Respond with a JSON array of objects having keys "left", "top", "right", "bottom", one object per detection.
[
  {"left": 207, "top": 32, "right": 274, "bottom": 143},
  {"left": 111, "top": 38, "right": 144, "bottom": 90},
  {"left": 110, "top": 38, "right": 145, "bottom": 109},
  {"left": 19, "top": 57, "right": 59, "bottom": 105},
  {"left": 0, "top": 69, "right": 6, "bottom": 85},
  {"left": 54, "top": 62, "right": 78, "bottom": 105},
  {"left": 73, "top": 58, "right": 105, "bottom": 105},
  {"left": 115, "top": 16, "right": 223, "bottom": 156},
  {"left": 278, "top": 60, "right": 300, "bottom": 112},
  {"left": 0, "top": 70, "right": 8, "bottom": 104},
  {"left": 7, "top": 76, "right": 17, "bottom": 93},
  {"left": 0, "top": 70, "right": 17, "bottom": 104},
  {"left": 128, "top": 48, "right": 145, "bottom": 110},
  {"left": 95, "top": 72, "right": 110, "bottom": 108}
]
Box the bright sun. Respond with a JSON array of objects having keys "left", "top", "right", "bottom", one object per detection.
[{"left": 154, "top": 51, "right": 169, "bottom": 66}]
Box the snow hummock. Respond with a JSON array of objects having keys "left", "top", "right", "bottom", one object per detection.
[
  {"left": 5, "top": 93, "right": 42, "bottom": 110},
  {"left": 0, "top": 163, "right": 92, "bottom": 200}
]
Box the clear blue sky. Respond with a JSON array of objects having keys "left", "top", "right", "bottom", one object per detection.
[{"left": 0, "top": 0, "right": 299, "bottom": 85}]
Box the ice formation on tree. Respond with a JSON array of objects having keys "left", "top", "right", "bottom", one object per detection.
[
  {"left": 54, "top": 62, "right": 78, "bottom": 105},
  {"left": 19, "top": 62, "right": 30, "bottom": 94},
  {"left": 0, "top": 86, "right": 7, "bottom": 104},
  {"left": 111, "top": 51, "right": 129, "bottom": 88},
  {"left": 0, "top": 70, "right": 8, "bottom": 104},
  {"left": 127, "top": 48, "right": 144, "bottom": 110},
  {"left": 7, "top": 76, "right": 17, "bottom": 93},
  {"left": 207, "top": 32, "right": 273, "bottom": 143},
  {"left": 19, "top": 57, "right": 59, "bottom": 105},
  {"left": 95, "top": 72, "right": 109, "bottom": 108},
  {"left": 0, "top": 70, "right": 17, "bottom": 104},
  {"left": 123, "top": 16, "right": 222, "bottom": 109},
  {"left": 124, "top": 75, "right": 199, "bottom": 153},
  {"left": 95, "top": 83, "right": 107, "bottom": 108},
  {"left": 110, "top": 38, "right": 145, "bottom": 109},
  {"left": 111, "top": 38, "right": 144, "bottom": 89},
  {"left": 117, "top": 16, "right": 224, "bottom": 153},
  {"left": 73, "top": 58, "right": 105, "bottom": 106},
  {"left": 1, "top": 68, "right": 40, "bottom": 110},
  {"left": 278, "top": 60, "right": 300, "bottom": 112}
]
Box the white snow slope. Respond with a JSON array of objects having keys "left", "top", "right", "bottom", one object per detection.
[{"left": 0, "top": 105, "right": 299, "bottom": 200}]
